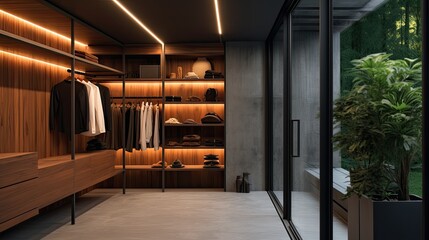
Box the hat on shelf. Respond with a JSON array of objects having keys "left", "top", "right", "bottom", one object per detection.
[
  {"left": 165, "top": 118, "right": 182, "bottom": 124},
  {"left": 171, "top": 159, "right": 185, "bottom": 168}
]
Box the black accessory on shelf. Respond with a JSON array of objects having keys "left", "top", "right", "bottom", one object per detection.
[
  {"left": 204, "top": 88, "right": 218, "bottom": 102},
  {"left": 201, "top": 112, "right": 223, "bottom": 123},
  {"left": 204, "top": 154, "right": 219, "bottom": 160},
  {"left": 165, "top": 96, "right": 182, "bottom": 102},
  {"left": 86, "top": 138, "right": 107, "bottom": 151},
  {"left": 204, "top": 70, "right": 224, "bottom": 79},
  {"left": 167, "top": 141, "right": 181, "bottom": 146},
  {"left": 171, "top": 159, "right": 185, "bottom": 168}
]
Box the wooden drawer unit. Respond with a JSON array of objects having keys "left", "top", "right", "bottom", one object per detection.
[
  {"left": 38, "top": 159, "right": 74, "bottom": 209},
  {"left": 75, "top": 150, "right": 116, "bottom": 191},
  {"left": 0, "top": 152, "right": 38, "bottom": 188},
  {"left": 0, "top": 178, "right": 39, "bottom": 231}
]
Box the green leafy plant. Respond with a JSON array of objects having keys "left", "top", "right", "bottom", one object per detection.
[{"left": 333, "top": 53, "right": 422, "bottom": 200}]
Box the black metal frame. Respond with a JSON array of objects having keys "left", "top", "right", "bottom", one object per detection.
[
  {"left": 422, "top": 0, "right": 428, "bottom": 239},
  {"left": 319, "top": 0, "right": 333, "bottom": 239}
]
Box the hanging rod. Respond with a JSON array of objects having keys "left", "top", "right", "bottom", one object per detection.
[{"left": 67, "top": 69, "right": 95, "bottom": 77}]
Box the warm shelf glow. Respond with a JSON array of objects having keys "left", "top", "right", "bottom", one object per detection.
[
  {"left": 0, "top": 9, "right": 87, "bottom": 47},
  {"left": 111, "top": 0, "right": 164, "bottom": 45},
  {"left": 0, "top": 50, "right": 71, "bottom": 71},
  {"left": 214, "top": 0, "right": 222, "bottom": 35}
]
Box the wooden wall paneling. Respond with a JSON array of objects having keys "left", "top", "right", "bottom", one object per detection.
[
  {"left": 0, "top": 8, "right": 74, "bottom": 53},
  {"left": 164, "top": 82, "right": 224, "bottom": 101},
  {"left": 0, "top": 152, "right": 37, "bottom": 188}
]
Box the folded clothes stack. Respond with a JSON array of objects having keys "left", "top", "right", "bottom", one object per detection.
[
  {"left": 204, "top": 70, "right": 224, "bottom": 79},
  {"left": 186, "top": 96, "right": 202, "bottom": 102},
  {"left": 75, "top": 50, "right": 99, "bottom": 63},
  {"left": 86, "top": 138, "right": 107, "bottom": 151},
  {"left": 182, "top": 134, "right": 201, "bottom": 146},
  {"left": 204, "top": 139, "right": 224, "bottom": 146},
  {"left": 203, "top": 154, "right": 220, "bottom": 168},
  {"left": 183, "top": 119, "right": 198, "bottom": 124}
]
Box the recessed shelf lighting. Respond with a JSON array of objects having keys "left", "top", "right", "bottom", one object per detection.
[
  {"left": 0, "top": 50, "right": 84, "bottom": 72},
  {"left": 0, "top": 9, "right": 88, "bottom": 47},
  {"left": 111, "top": 0, "right": 164, "bottom": 45}
]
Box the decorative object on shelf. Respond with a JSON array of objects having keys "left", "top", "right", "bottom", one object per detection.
[
  {"left": 204, "top": 70, "right": 224, "bottom": 79},
  {"left": 236, "top": 176, "right": 243, "bottom": 192},
  {"left": 177, "top": 66, "right": 183, "bottom": 79},
  {"left": 165, "top": 118, "right": 181, "bottom": 124},
  {"left": 192, "top": 57, "right": 212, "bottom": 79},
  {"left": 167, "top": 141, "right": 181, "bottom": 146},
  {"left": 203, "top": 154, "right": 220, "bottom": 168},
  {"left": 151, "top": 160, "right": 167, "bottom": 168},
  {"left": 242, "top": 172, "right": 251, "bottom": 193},
  {"left": 184, "top": 72, "right": 199, "bottom": 79},
  {"left": 186, "top": 96, "right": 202, "bottom": 102},
  {"left": 170, "top": 73, "right": 176, "bottom": 79},
  {"left": 204, "top": 88, "right": 218, "bottom": 102},
  {"left": 171, "top": 159, "right": 185, "bottom": 168},
  {"left": 201, "top": 112, "right": 223, "bottom": 123},
  {"left": 183, "top": 119, "right": 198, "bottom": 124},
  {"left": 139, "top": 65, "right": 160, "bottom": 78},
  {"left": 165, "top": 96, "right": 182, "bottom": 102}
]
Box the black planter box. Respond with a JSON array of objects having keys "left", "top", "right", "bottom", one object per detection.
[{"left": 348, "top": 194, "right": 422, "bottom": 240}]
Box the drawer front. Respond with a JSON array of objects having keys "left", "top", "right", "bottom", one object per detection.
[{"left": 0, "top": 152, "right": 37, "bottom": 188}]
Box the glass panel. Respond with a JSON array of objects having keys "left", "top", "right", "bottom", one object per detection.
[
  {"left": 290, "top": 0, "right": 320, "bottom": 238},
  {"left": 272, "top": 23, "right": 284, "bottom": 206},
  {"left": 335, "top": 0, "right": 422, "bottom": 239}
]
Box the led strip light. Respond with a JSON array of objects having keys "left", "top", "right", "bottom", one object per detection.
[
  {"left": 111, "top": 0, "right": 164, "bottom": 45},
  {"left": 214, "top": 0, "right": 222, "bottom": 35},
  {"left": 0, "top": 9, "right": 88, "bottom": 47}
]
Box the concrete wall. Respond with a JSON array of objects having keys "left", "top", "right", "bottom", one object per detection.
[{"left": 225, "top": 42, "right": 266, "bottom": 192}]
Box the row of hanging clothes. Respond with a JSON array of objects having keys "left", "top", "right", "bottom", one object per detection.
[
  {"left": 49, "top": 76, "right": 111, "bottom": 139},
  {"left": 105, "top": 100, "right": 162, "bottom": 152}
]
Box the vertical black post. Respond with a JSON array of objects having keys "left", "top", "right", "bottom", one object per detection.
[
  {"left": 161, "top": 44, "right": 165, "bottom": 192},
  {"left": 122, "top": 48, "right": 126, "bottom": 194},
  {"left": 320, "top": 0, "right": 333, "bottom": 239},
  {"left": 266, "top": 38, "right": 273, "bottom": 192},
  {"left": 70, "top": 18, "right": 76, "bottom": 225},
  {"left": 284, "top": 13, "right": 292, "bottom": 221},
  {"left": 422, "top": 0, "right": 428, "bottom": 239}
]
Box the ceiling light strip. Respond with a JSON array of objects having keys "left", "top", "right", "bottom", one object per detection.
[
  {"left": 111, "top": 0, "right": 164, "bottom": 45},
  {"left": 0, "top": 50, "right": 84, "bottom": 72},
  {"left": 214, "top": 0, "right": 222, "bottom": 35},
  {"left": 0, "top": 9, "right": 87, "bottom": 47}
]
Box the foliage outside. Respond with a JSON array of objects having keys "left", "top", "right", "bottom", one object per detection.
[{"left": 333, "top": 53, "right": 422, "bottom": 201}]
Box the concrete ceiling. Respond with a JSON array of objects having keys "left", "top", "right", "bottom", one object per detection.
[{"left": 43, "top": 0, "right": 285, "bottom": 45}]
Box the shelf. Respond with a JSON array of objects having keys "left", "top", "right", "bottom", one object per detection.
[
  {"left": 165, "top": 165, "right": 224, "bottom": 171},
  {"left": 91, "top": 77, "right": 162, "bottom": 83},
  {"left": 115, "top": 165, "right": 163, "bottom": 171},
  {"left": 165, "top": 78, "right": 224, "bottom": 82},
  {"left": 164, "top": 123, "right": 224, "bottom": 127},
  {"left": 114, "top": 164, "right": 224, "bottom": 171},
  {"left": 0, "top": 30, "right": 123, "bottom": 75},
  {"left": 164, "top": 101, "right": 224, "bottom": 105},
  {"left": 164, "top": 146, "right": 224, "bottom": 149}
]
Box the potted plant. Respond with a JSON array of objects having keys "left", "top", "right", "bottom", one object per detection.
[{"left": 333, "top": 53, "right": 422, "bottom": 240}]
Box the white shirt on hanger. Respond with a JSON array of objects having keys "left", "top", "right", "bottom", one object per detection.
[
  {"left": 88, "top": 81, "right": 105, "bottom": 134},
  {"left": 79, "top": 80, "right": 96, "bottom": 136},
  {"left": 140, "top": 101, "right": 148, "bottom": 150}
]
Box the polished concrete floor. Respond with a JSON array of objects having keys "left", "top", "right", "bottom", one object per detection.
[{"left": 1, "top": 189, "right": 289, "bottom": 240}]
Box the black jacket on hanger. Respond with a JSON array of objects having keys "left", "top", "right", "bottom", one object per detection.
[
  {"left": 95, "top": 83, "right": 112, "bottom": 131},
  {"left": 49, "top": 79, "right": 89, "bottom": 139}
]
